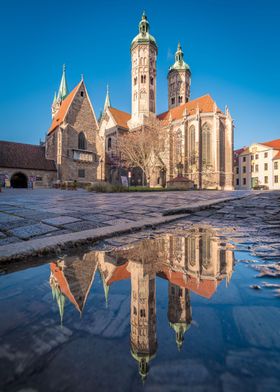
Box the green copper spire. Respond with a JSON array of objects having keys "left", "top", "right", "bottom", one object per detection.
[
  {"left": 103, "top": 84, "right": 111, "bottom": 113},
  {"left": 169, "top": 42, "right": 190, "bottom": 72},
  {"left": 57, "top": 64, "right": 68, "bottom": 101},
  {"left": 100, "top": 269, "right": 110, "bottom": 307},
  {"left": 131, "top": 11, "right": 157, "bottom": 50},
  {"left": 52, "top": 91, "right": 57, "bottom": 106}
]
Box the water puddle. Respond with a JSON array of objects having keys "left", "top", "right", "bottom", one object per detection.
[{"left": 0, "top": 226, "right": 279, "bottom": 391}]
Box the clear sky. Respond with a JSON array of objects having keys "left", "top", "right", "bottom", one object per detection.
[{"left": 0, "top": 0, "right": 279, "bottom": 149}]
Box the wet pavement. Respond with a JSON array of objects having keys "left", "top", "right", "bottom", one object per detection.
[
  {"left": 0, "top": 214, "right": 280, "bottom": 391},
  {"left": 0, "top": 188, "right": 249, "bottom": 247}
]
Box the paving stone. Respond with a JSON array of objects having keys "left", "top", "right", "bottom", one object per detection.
[
  {"left": 105, "top": 218, "right": 138, "bottom": 226},
  {"left": 0, "top": 237, "right": 23, "bottom": 246},
  {"left": 42, "top": 216, "right": 81, "bottom": 226},
  {"left": 0, "top": 213, "right": 23, "bottom": 223},
  {"left": 62, "top": 221, "right": 107, "bottom": 232},
  {"left": 8, "top": 223, "right": 59, "bottom": 240}
]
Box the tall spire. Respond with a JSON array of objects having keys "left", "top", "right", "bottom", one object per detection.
[
  {"left": 57, "top": 64, "right": 68, "bottom": 101},
  {"left": 103, "top": 84, "right": 111, "bottom": 113},
  {"left": 52, "top": 91, "right": 57, "bottom": 106}
]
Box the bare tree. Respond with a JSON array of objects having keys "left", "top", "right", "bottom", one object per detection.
[{"left": 117, "top": 125, "right": 166, "bottom": 186}]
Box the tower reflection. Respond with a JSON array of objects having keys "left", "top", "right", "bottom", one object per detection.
[{"left": 49, "top": 227, "right": 234, "bottom": 380}]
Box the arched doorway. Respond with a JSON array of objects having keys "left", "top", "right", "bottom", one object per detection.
[{"left": 11, "top": 172, "right": 28, "bottom": 188}]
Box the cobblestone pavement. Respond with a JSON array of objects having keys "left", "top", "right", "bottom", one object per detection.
[
  {"left": 157, "top": 190, "right": 280, "bottom": 260},
  {"left": 0, "top": 188, "right": 250, "bottom": 250}
]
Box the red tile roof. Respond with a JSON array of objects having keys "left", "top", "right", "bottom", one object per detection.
[
  {"left": 0, "top": 141, "right": 56, "bottom": 171},
  {"left": 50, "top": 262, "right": 79, "bottom": 310},
  {"left": 108, "top": 107, "right": 131, "bottom": 129},
  {"left": 48, "top": 81, "right": 82, "bottom": 134},
  {"left": 157, "top": 94, "right": 222, "bottom": 123},
  {"left": 261, "top": 138, "right": 280, "bottom": 149},
  {"left": 273, "top": 150, "right": 280, "bottom": 160}
]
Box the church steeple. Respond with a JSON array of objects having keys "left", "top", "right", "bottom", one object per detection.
[
  {"left": 129, "top": 12, "right": 158, "bottom": 126},
  {"left": 57, "top": 64, "right": 68, "bottom": 101},
  {"left": 51, "top": 65, "right": 69, "bottom": 118},
  {"left": 103, "top": 84, "right": 111, "bottom": 113},
  {"left": 168, "top": 42, "right": 191, "bottom": 109}
]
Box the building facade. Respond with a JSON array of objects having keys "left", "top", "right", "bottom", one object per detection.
[
  {"left": 234, "top": 139, "right": 280, "bottom": 190},
  {"left": 100, "top": 12, "right": 234, "bottom": 190},
  {"left": 46, "top": 67, "right": 102, "bottom": 184}
]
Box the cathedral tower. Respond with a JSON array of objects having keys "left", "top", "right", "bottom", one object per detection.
[
  {"left": 129, "top": 261, "right": 157, "bottom": 381},
  {"left": 168, "top": 284, "right": 192, "bottom": 350},
  {"left": 168, "top": 43, "right": 191, "bottom": 110},
  {"left": 129, "top": 12, "right": 158, "bottom": 126}
]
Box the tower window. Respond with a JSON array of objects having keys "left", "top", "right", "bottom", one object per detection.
[
  {"left": 80, "top": 91, "right": 84, "bottom": 97},
  {"left": 78, "top": 132, "right": 86, "bottom": 150},
  {"left": 140, "top": 309, "right": 146, "bottom": 317},
  {"left": 150, "top": 77, "right": 154, "bottom": 85},
  {"left": 134, "top": 77, "right": 137, "bottom": 86},
  {"left": 108, "top": 137, "right": 112, "bottom": 150},
  {"left": 141, "top": 75, "right": 146, "bottom": 83},
  {"left": 178, "top": 96, "right": 183, "bottom": 103},
  {"left": 171, "top": 97, "right": 175, "bottom": 105}
]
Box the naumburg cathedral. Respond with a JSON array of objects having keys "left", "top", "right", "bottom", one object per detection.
[
  {"left": 99, "top": 12, "right": 234, "bottom": 190},
  {"left": 0, "top": 12, "right": 233, "bottom": 189}
]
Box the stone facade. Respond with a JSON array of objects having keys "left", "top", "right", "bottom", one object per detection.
[
  {"left": 100, "top": 13, "right": 234, "bottom": 190},
  {"left": 0, "top": 167, "right": 56, "bottom": 187},
  {"left": 46, "top": 80, "right": 101, "bottom": 184}
]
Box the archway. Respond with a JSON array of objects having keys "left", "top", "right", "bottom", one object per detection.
[{"left": 11, "top": 172, "right": 28, "bottom": 188}]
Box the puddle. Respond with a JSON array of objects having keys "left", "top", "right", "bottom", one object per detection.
[{"left": 0, "top": 226, "right": 279, "bottom": 391}]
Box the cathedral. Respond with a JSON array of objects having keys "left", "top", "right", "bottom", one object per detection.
[
  {"left": 100, "top": 12, "right": 234, "bottom": 190},
  {"left": 0, "top": 12, "right": 233, "bottom": 190}
]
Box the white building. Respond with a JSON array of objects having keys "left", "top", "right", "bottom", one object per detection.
[{"left": 234, "top": 139, "right": 280, "bottom": 190}]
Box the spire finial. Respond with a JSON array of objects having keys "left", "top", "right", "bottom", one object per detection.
[
  {"left": 57, "top": 64, "right": 68, "bottom": 101},
  {"left": 142, "top": 10, "right": 146, "bottom": 19},
  {"left": 81, "top": 73, "right": 84, "bottom": 81}
]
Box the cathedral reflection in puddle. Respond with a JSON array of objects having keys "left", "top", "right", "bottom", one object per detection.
[{"left": 49, "top": 227, "right": 234, "bottom": 381}]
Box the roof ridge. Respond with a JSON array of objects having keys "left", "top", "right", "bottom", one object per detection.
[
  {"left": 0, "top": 140, "right": 43, "bottom": 147},
  {"left": 48, "top": 80, "right": 83, "bottom": 134}
]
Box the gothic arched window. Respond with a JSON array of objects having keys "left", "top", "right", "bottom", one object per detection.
[
  {"left": 78, "top": 132, "right": 86, "bottom": 150},
  {"left": 189, "top": 125, "right": 196, "bottom": 163},
  {"left": 175, "top": 128, "right": 183, "bottom": 161},
  {"left": 202, "top": 123, "right": 211, "bottom": 166}
]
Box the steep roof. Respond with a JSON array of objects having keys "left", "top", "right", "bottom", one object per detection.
[
  {"left": 261, "top": 138, "right": 280, "bottom": 149},
  {"left": 108, "top": 107, "right": 131, "bottom": 129},
  {"left": 157, "top": 94, "right": 222, "bottom": 123},
  {"left": 0, "top": 141, "right": 56, "bottom": 171},
  {"left": 273, "top": 151, "right": 280, "bottom": 160},
  {"left": 48, "top": 81, "right": 82, "bottom": 134}
]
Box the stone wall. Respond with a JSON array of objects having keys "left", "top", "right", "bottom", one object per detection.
[{"left": 0, "top": 167, "right": 56, "bottom": 187}]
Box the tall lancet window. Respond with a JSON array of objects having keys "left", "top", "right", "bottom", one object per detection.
[
  {"left": 189, "top": 125, "right": 196, "bottom": 163},
  {"left": 202, "top": 123, "right": 211, "bottom": 166},
  {"left": 78, "top": 132, "right": 86, "bottom": 150},
  {"left": 175, "top": 128, "right": 183, "bottom": 163}
]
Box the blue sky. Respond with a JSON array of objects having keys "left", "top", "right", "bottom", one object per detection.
[{"left": 0, "top": 0, "right": 279, "bottom": 149}]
